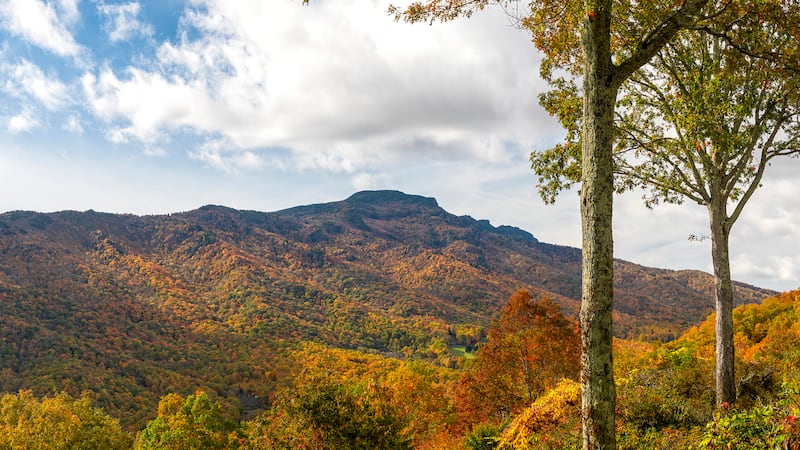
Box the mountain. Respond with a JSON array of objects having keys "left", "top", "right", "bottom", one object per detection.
[{"left": 0, "top": 190, "right": 774, "bottom": 428}]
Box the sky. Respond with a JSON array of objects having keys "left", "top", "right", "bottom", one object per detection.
[{"left": 0, "top": 0, "right": 798, "bottom": 292}]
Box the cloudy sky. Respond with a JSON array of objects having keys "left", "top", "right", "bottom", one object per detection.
[{"left": 0, "top": 0, "right": 798, "bottom": 292}]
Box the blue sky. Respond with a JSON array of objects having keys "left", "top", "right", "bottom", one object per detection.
[{"left": 0, "top": 0, "right": 798, "bottom": 292}]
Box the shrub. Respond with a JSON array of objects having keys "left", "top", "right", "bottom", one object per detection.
[
  {"left": 465, "top": 422, "right": 503, "bottom": 450},
  {"left": 496, "top": 379, "right": 581, "bottom": 449},
  {"left": 247, "top": 373, "right": 411, "bottom": 450},
  {"left": 699, "top": 384, "right": 800, "bottom": 450}
]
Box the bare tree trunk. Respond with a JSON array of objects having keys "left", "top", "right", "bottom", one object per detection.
[
  {"left": 580, "top": 3, "right": 618, "bottom": 448},
  {"left": 709, "top": 200, "right": 736, "bottom": 405}
]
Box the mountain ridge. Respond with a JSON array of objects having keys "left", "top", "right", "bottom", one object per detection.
[{"left": 0, "top": 189, "right": 774, "bottom": 327}]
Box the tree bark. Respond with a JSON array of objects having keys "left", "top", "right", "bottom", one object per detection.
[
  {"left": 709, "top": 198, "right": 736, "bottom": 405},
  {"left": 580, "top": 3, "right": 618, "bottom": 448}
]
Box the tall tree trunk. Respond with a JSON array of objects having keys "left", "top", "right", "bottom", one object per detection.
[
  {"left": 709, "top": 199, "right": 736, "bottom": 405},
  {"left": 580, "top": 2, "right": 618, "bottom": 448}
]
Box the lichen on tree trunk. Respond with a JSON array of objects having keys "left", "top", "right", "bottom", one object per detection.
[
  {"left": 580, "top": 3, "right": 618, "bottom": 448},
  {"left": 709, "top": 198, "right": 736, "bottom": 406}
]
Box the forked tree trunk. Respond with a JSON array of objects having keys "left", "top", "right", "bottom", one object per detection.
[
  {"left": 580, "top": 3, "right": 618, "bottom": 448},
  {"left": 709, "top": 199, "right": 736, "bottom": 405}
]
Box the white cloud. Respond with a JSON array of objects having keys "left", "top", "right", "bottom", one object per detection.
[
  {"left": 0, "top": 0, "right": 82, "bottom": 57},
  {"left": 747, "top": 208, "right": 800, "bottom": 238},
  {"left": 738, "top": 179, "right": 800, "bottom": 238},
  {"left": 98, "top": 1, "right": 154, "bottom": 43},
  {"left": 3, "top": 59, "right": 70, "bottom": 110},
  {"left": 56, "top": 0, "right": 80, "bottom": 26},
  {"left": 143, "top": 145, "right": 167, "bottom": 157},
  {"left": 725, "top": 172, "right": 800, "bottom": 290},
  {"left": 732, "top": 254, "right": 800, "bottom": 287},
  {"left": 351, "top": 172, "right": 387, "bottom": 191},
  {"left": 188, "top": 140, "right": 265, "bottom": 173},
  {"left": 7, "top": 109, "right": 39, "bottom": 133},
  {"left": 83, "top": 68, "right": 215, "bottom": 143},
  {"left": 81, "top": 0, "right": 555, "bottom": 172},
  {"left": 106, "top": 127, "right": 128, "bottom": 143},
  {"left": 63, "top": 113, "right": 83, "bottom": 133}
]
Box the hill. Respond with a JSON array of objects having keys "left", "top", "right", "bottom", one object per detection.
[{"left": 0, "top": 190, "right": 774, "bottom": 428}]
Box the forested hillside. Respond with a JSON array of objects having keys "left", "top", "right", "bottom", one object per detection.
[
  {"left": 0, "top": 190, "right": 774, "bottom": 431},
  {"left": 4, "top": 289, "right": 800, "bottom": 449}
]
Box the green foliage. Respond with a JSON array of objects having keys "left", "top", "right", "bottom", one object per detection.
[
  {"left": 614, "top": 31, "right": 800, "bottom": 211},
  {"left": 697, "top": 381, "right": 800, "bottom": 449},
  {"left": 530, "top": 10, "right": 800, "bottom": 211},
  {"left": 0, "top": 390, "right": 132, "bottom": 450},
  {"left": 619, "top": 345, "right": 715, "bottom": 432},
  {"left": 449, "top": 345, "right": 475, "bottom": 359},
  {"left": 465, "top": 422, "right": 503, "bottom": 450},
  {"left": 613, "top": 290, "right": 800, "bottom": 448},
  {"left": 697, "top": 404, "right": 799, "bottom": 449},
  {"left": 137, "top": 391, "right": 242, "bottom": 450},
  {"left": 617, "top": 424, "right": 701, "bottom": 450}
]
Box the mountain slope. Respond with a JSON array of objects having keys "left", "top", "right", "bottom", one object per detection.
[{"left": 0, "top": 190, "right": 775, "bottom": 427}]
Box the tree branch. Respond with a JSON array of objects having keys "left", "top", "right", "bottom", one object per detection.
[
  {"left": 613, "top": 0, "right": 711, "bottom": 86},
  {"left": 728, "top": 116, "right": 784, "bottom": 225}
]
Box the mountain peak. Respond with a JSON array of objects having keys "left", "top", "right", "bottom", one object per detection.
[
  {"left": 280, "top": 190, "right": 443, "bottom": 221},
  {"left": 343, "top": 190, "right": 439, "bottom": 209}
]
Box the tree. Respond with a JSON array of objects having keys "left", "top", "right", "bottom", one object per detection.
[
  {"left": 383, "top": 360, "right": 458, "bottom": 444},
  {"left": 392, "top": 1, "right": 714, "bottom": 447},
  {"left": 248, "top": 371, "right": 411, "bottom": 450},
  {"left": 532, "top": 16, "right": 800, "bottom": 406},
  {"left": 137, "top": 391, "right": 241, "bottom": 450},
  {"left": 457, "top": 290, "right": 579, "bottom": 424},
  {"left": 0, "top": 390, "right": 132, "bottom": 450},
  {"left": 618, "top": 33, "right": 799, "bottom": 407}
]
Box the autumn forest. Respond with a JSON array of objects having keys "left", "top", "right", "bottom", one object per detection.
[{"left": 0, "top": 190, "right": 797, "bottom": 448}]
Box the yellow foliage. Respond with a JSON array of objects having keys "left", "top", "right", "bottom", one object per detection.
[
  {"left": 284, "top": 342, "right": 459, "bottom": 448},
  {"left": 0, "top": 390, "right": 132, "bottom": 450},
  {"left": 613, "top": 338, "right": 658, "bottom": 382},
  {"left": 496, "top": 379, "right": 580, "bottom": 450},
  {"left": 156, "top": 392, "right": 183, "bottom": 418},
  {"left": 291, "top": 341, "right": 403, "bottom": 382},
  {"left": 669, "top": 289, "right": 800, "bottom": 368}
]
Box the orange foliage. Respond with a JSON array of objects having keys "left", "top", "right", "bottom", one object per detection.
[
  {"left": 456, "top": 290, "right": 580, "bottom": 425},
  {"left": 674, "top": 289, "right": 800, "bottom": 370}
]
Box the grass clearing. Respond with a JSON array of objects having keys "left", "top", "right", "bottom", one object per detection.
[{"left": 449, "top": 345, "right": 475, "bottom": 359}]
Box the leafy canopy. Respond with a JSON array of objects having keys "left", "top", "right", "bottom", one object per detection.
[
  {"left": 137, "top": 391, "right": 241, "bottom": 450},
  {"left": 530, "top": 2, "right": 800, "bottom": 207},
  {"left": 0, "top": 390, "right": 132, "bottom": 450}
]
